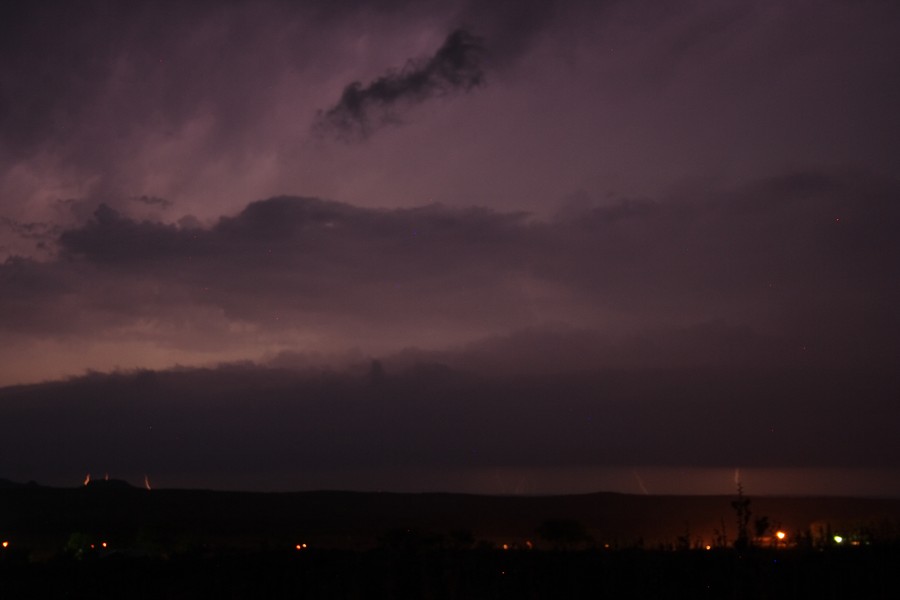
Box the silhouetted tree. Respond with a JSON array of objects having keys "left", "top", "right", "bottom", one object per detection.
[
  {"left": 536, "top": 519, "right": 592, "bottom": 550},
  {"left": 754, "top": 515, "right": 770, "bottom": 539},
  {"left": 676, "top": 521, "right": 692, "bottom": 551},
  {"left": 713, "top": 517, "right": 728, "bottom": 548},
  {"left": 731, "top": 482, "right": 752, "bottom": 550},
  {"left": 448, "top": 529, "right": 475, "bottom": 550}
]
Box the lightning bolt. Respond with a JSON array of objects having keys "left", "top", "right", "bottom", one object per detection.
[{"left": 632, "top": 470, "right": 650, "bottom": 495}]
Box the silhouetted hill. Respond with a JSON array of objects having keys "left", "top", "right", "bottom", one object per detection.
[
  {"left": 84, "top": 478, "right": 135, "bottom": 491},
  {"left": 0, "top": 478, "right": 41, "bottom": 490},
  {"left": 3, "top": 485, "right": 900, "bottom": 561},
  {"left": 4, "top": 485, "right": 900, "bottom": 599}
]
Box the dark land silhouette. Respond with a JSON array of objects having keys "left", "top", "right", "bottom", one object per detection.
[{"left": 2, "top": 479, "right": 900, "bottom": 597}]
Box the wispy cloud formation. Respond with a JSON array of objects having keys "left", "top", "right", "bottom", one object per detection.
[
  {"left": 316, "top": 29, "right": 487, "bottom": 139},
  {"left": 2, "top": 0, "right": 899, "bottom": 223}
]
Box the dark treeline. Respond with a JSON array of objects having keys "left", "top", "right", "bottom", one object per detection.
[{"left": 4, "top": 482, "right": 900, "bottom": 597}]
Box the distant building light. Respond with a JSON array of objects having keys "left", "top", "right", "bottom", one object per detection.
[
  {"left": 705, "top": 545, "right": 711, "bottom": 550},
  {"left": 833, "top": 535, "right": 843, "bottom": 544},
  {"left": 1, "top": 541, "right": 8, "bottom": 548},
  {"left": 775, "top": 531, "right": 786, "bottom": 541}
]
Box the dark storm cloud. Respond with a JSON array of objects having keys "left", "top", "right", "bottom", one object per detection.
[
  {"left": 383, "top": 323, "right": 799, "bottom": 376},
  {"left": 0, "top": 218, "right": 57, "bottom": 241},
  {"left": 1, "top": 169, "right": 897, "bottom": 371},
  {"left": 0, "top": 0, "right": 506, "bottom": 159},
  {"left": 1, "top": 362, "right": 898, "bottom": 486},
  {"left": 1, "top": 195, "right": 534, "bottom": 344},
  {"left": 2, "top": 169, "right": 899, "bottom": 483},
  {"left": 0, "top": 0, "right": 567, "bottom": 216},
  {"left": 316, "top": 29, "right": 487, "bottom": 140},
  {"left": 5, "top": 0, "right": 897, "bottom": 225}
]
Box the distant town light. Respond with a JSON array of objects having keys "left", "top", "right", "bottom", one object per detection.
[
  {"left": 502, "top": 543, "right": 509, "bottom": 550},
  {"left": 705, "top": 545, "right": 711, "bottom": 550},
  {"left": 775, "top": 531, "right": 786, "bottom": 540},
  {"left": 1, "top": 541, "right": 8, "bottom": 548},
  {"left": 833, "top": 535, "right": 843, "bottom": 544},
  {"left": 101, "top": 542, "right": 108, "bottom": 548}
]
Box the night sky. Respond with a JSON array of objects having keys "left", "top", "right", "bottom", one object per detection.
[{"left": 1, "top": 0, "right": 899, "bottom": 495}]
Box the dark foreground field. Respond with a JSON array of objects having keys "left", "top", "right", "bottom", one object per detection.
[
  {"left": 2, "top": 480, "right": 900, "bottom": 598},
  {"left": 3, "top": 545, "right": 899, "bottom": 599}
]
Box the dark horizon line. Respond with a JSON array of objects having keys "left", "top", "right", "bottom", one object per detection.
[{"left": 5, "top": 477, "right": 900, "bottom": 501}]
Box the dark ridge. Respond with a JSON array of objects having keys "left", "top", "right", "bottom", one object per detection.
[
  {"left": 0, "top": 478, "right": 42, "bottom": 489},
  {"left": 82, "top": 478, "right": 136, "bottom": 491}
]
